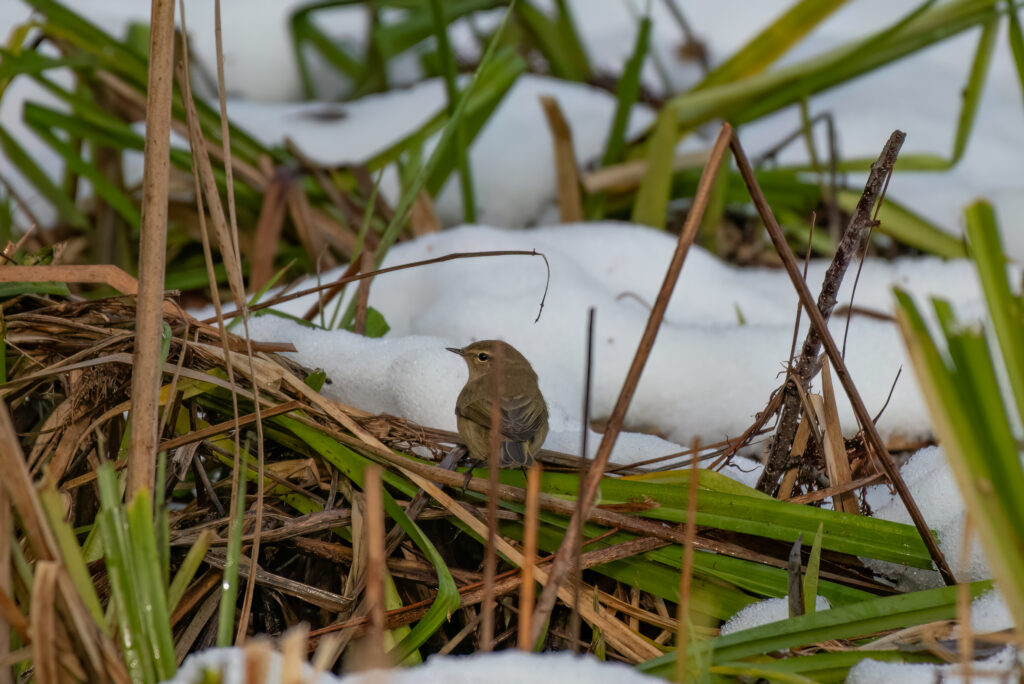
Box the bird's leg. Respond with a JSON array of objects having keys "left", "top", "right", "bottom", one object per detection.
[
  {"left": 460, "top": 458, "right": 485, "bottom": 495},
  {"left": 441, "top": 444, "right": 468, "bottom": 469}
]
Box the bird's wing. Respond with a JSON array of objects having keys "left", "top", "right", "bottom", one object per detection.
[
  {"left": 456, "top": 392, "right": 547, "bottom": 442},
  {"left": 498, "top": 392, "right": 548, "bottom": 442}
]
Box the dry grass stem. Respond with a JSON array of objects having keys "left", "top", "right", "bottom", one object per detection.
[
  {"left": 362, "top": 465, "right": 387, "bottom": 668},
  {"left": 538, "top": 95, "right": 583, "bottom": 222},
  {"left": 729, "top": 132, "right": 956, "bottom": 584},
  {"left": 128, "top": 0, "right": 176, "bottom": 496},
  {"left": 675, "top": 444, "right": 700, "bottom": 680},
  {"left": 760, "top": 131, "right": 905, "bottom": 492},
  {"left": 518, "top": 462, "right": 542, "bottom": 650},
  {"left": 528, "top": 122, "right": 735, "bottom": 645},
  {"left": 816, "top": 362, "right": 857, "bottom": 513}
]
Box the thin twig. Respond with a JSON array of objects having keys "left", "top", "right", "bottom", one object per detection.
[
  {"left": 203, "top": 250, "right": 551, "bottom": 325},
  {"left": 730, "top": 131, "right": 956, "bottom": 586},
  {"left": 759, "top": 131, "right": 904, "bottom": 494},
  {"left": 528, "top": 123, "right": 735, "bottom": 644},
  {"left": 842, "top": 169, "right": 892, "bottom": 359},
  {"left": 353, "top": 251, "right": 372, "bottom": 335}
]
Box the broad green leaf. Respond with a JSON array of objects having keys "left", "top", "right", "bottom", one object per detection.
[{"left": 513, "top": 469, "right": 934, "bottom": 567}]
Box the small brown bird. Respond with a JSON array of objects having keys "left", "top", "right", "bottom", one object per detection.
[{"left": 447, "top": 340, "right": 549, "bottom": 468}]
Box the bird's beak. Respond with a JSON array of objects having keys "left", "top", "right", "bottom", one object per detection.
[{"left": 446, "top": 347, "right": 464, "bottom": 356}]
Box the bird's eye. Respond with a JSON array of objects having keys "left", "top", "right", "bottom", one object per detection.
[{"left": 477, "top": 352, "right": 489, "bottom": 361}]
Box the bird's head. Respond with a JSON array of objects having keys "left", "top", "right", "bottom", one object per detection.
[{"left": 446, "top": 340, "right": 532, "bottom": 380}]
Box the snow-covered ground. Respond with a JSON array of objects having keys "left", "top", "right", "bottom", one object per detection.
[
  {"left": 246, "top": 223, "right": 998, "bottom": 464},
  {"left": 4, "top": 2, "right": 1024, "bottom": 682},
  {"left": 168, "top": 649, "right": 664, "bottom": 684}
]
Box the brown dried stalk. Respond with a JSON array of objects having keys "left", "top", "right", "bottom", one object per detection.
[
  {"left": 538, "top": 95, "right": 583, "bottom": 222},
  {"left": 729, "top": 132, "right": 956, "bottom": 585},
  {"left": 528, "top": 122, "right": 736, "bottom": 645},
  {"left": 127, "top": 0, "right": 176, "bottom": 495},
  {"left": 758, "top": 131, "right": 905, "bottom": 494}
]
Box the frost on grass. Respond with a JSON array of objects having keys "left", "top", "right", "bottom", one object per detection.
[
  {"left": 718, "top": 596, "right": 831, "bottom": 636},
  {"left": 847, "top": 646, "right": 1023, "bottom": 684}
]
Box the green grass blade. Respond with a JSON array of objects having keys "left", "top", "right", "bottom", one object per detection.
[
  {"left": 598, "top": 13, "right": 649, "bottom": 169},
  {"left": 289, "top": 2, "right": 364, "bottom": 98},
  {"left": 277, "top": 417, "right": 459, "bottom": 657},
  {"left": 522, "top": 522, "right": 754, "bottom": 621},
  {"left": 803, "top": 522, "right": 824, "bottom": 615},
  {"left": 423, "top": 47, "right": 525, "bottom": 197},
  {"left": 951, "top": 14, "right": 999, "bottom": 163},
  {"left": 630, "top": 108, "right": 677, "bottom": 229},
  {"left": 217, "top": 459, "right": 247, "bottom": 647},
  {"left": 714, "top": 651, "right": 940, "bottom": 682},
  {"left": 665, "top": 0, "right": 991, "bottom": 132},
  {"left": 965, "top": 201, "right": 1024, "bottom": 430},
  {"left": 523, "top": 470, "right": 933, "bottom": 567},
  {"left": 1009, "top": 0, "right": 1024, "bottom": 106},
  {"left": 25, "top": 117, "right": 139, "bottom": 227},
  {"left": 0, "top": 48, "right": 92, "bottom": 84},
  {"left": 640, "top": 581, "right": 992, "bottom": 676},
  {"left": 587, "top": 13, "right": 651, "bottom": 219},
  {"left": 39, "top": 486, "right": 105, "bottom": 625},
  {"left": 126, "top": 489, "right": 176, "bottom": 681},
  {"left": 168, "top": 530, "right": 214, "bottom": 613},
  {"left": 428, "top": 0, "right": 475, "bottom": 221},
  {"left": 696, "top": 0, "right": 849, "bottom": 89},
  {"left": 514, "top": 0, "right": 590, "bottom": 81},
  {"left": 371, "top": 0, "right": 501, "bottom": 64},
  {"left": 97, "top": 463, "right": 156, "bottom": 684},
  {"left": 337, "top": 2, "right": 521, "bottom": 329},
  {"left": 0, "top": 126, "right": 88, "bottom": 229},
  {"left": 835, "top": 191, "right": 966, "bottom": 258},
  {"left": 895, "top": 288, "right": 1024, "bottom": 629},
  {"left": 24, "top": 0, "right": 148, "bottom": 85}
]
